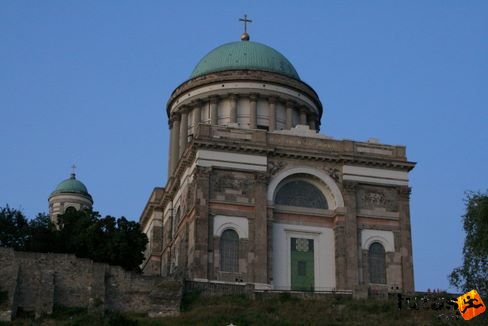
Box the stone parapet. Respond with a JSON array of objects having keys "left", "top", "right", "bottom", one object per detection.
[{"left": 195, "top": 124, "right": 412, "bottom": 165}]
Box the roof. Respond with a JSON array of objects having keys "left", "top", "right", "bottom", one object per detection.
[
  {"left": 190, "top": 41, "right": 300, "bottom": 80},
  {"left": 50, "top": 173, "right": 92, "bottom": 201}
]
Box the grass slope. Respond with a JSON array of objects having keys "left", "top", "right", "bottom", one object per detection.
[{"left": 3, "top": 293, "right": 487, "bottom": 325}]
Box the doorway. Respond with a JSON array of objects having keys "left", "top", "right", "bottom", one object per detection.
[{"left": 290, "top": 237, "right": 314, "bottom": 291}]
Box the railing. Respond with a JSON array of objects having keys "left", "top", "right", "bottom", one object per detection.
[
  {"left": 184, "top": 280, "right": 353, "bottom": 297},
  {"left": 260, "top": 286, "right": 353, "bottom": 295}
]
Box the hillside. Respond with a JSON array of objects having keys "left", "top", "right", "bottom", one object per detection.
[{"left": 3, "top": 293, "right": 487, "bottom": 325}]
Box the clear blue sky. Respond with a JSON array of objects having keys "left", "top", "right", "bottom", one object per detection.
[{"left": 1, "top": 1, "right": 486, "bottom": 292}]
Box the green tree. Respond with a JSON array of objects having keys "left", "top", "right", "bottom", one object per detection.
[
  {"left": 449, "top": 191, "right": 488, "bottom": 296},
  {"left": 0, "top": 205, "right": 148, "bottom": 272},
  {"left": 26, "top": 212, "right": 56, "bottom": 252},
  {"left": 54, "top": 209, "right": 148, "bottom": 271},
  {"left": 0, "top": 205, "right": 29, "bottom": 249}
]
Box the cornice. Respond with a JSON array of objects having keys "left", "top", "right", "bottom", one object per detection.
[{"left": 191, "top": 139, "right": 416, "bottom": 171}]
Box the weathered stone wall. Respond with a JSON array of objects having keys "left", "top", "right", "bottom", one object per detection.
[
  {"left": 0, "top": 248, "right": 182, "bottom": 321},
  {"left": 0, "top": 248, "right": 18, "bottom": 321},
  {"left": 210, "top": 170, "right": 255, "bottom": 204},
  {"left": 14, "top": 251, "right": 93, "bottom": 311}
]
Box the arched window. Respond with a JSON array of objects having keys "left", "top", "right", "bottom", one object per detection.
[
  {"left": 220, "top": 229, "right": 239, "bottom": 272},
  {"left": 368, "top": 242, "right": 386, "bottom": 284},
  {"left": 275, "top": 180, "right": 328, "bottom": 209},
  {"left": 65, "top": 206, "right": 77, "bottom": 213}
]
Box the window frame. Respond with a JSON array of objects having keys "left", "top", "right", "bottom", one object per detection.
[
  {"left": 368, "top": 242, "right": 387, "bottom": 284},
  {"left": 275, "top": 178, "right": 328, "bottom": 209},
  {"left": 220, "top": 229, "right": 239, "bottom": 273}
]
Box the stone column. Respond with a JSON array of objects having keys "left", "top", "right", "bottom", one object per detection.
[
  {"left": 192, "top": 101, "right": 201, "bottom": 135},
  {"left": 167, "top": 118, "right": 174, "bottom": 177},
  {"left": 249, "top": 94, "right": 258, "bottom": 129},
  {"left": 299, "top": 107, "right": 307, "bottom": 125},
  {"left": 179, "top": 107, "right": 189, "bottom": 158},
  {"left": 309, "top": 113, "right": 317, "bottom": 131},
  {"left": 169, "top": 113, "right": 180, "bottom": 174},
  {"left": 285, "top": 101, "right": 294, "bottom": 129},
  {"left": 268, "top": 97, "right": 276, "bottom": 131},
  {"left": 209, "top": 96, "right": 218, "bottom": 125},
  {"left": 229, "top": 94, "right": 237, "bottom": 124}
]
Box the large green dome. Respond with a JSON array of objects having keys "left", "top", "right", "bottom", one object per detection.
[
  {"left": 190, "top": 41, "right": 300, "bottom": 80},
  {"left": 50, "top": 173, "right": 92, "bottom": 200}
]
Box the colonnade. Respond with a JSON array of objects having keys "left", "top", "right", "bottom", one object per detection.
[{"left": 168, "top": 94, "right": 318, "bottom": 174}]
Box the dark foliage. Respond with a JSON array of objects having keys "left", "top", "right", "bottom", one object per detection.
[
  {"left": 26, "top": 212, "right": 56, "bottom": 252},
  {"left": 0, "top": 206, "right": 147, "bottom": 272},
  {"left": 449, "top": 191, "right": 488, "bottom": 296},
  {"left": 0, "top": 205, "right": 30, "bottom": 249}
]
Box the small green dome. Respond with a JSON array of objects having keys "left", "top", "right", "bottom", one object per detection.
[
  {"left": 50, "top": 173, "right": 92, "bottom": 200},
  {"left": 191, "top": 41, "right": 300, "bottom": 80}
]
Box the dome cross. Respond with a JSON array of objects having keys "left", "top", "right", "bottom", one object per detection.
[
  {"left": 239, "top": 14, "right": 252, "bottom": 41},
  {"left": 239, "top": 14, "right": 252, "bottom": 33}
]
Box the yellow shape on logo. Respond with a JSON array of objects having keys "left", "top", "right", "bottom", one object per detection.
[{"left": 457, "top": 289, "right": 485, "bottom": 321}]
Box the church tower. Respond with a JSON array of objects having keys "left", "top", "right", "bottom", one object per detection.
[
  {"left": 140, "top": 21, "right": 415, "bottom": 296},
  {"left": 48, "top": 171, "right": 93, "bottom": 225}
]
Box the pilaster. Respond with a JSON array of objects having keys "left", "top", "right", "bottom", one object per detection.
[
  {"left": 398, "top": 186, "right": 415, "bottom": 292},
  {"left": 253, "top": 172, "right": 269, "bottom": 283},
  {"left": 192, "top": 166, "right": 212, "bottom": 279},
  {"left": 341, "top": 181, "right": 360, "bottom": 290}
]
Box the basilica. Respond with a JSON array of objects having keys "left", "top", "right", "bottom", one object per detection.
[{"left": 138, "top": 26, "right": 415, "bottom": 295}]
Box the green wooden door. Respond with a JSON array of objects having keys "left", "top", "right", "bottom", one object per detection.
[{"left": 291, "top": 238, "right": 314, "bottom": 291}]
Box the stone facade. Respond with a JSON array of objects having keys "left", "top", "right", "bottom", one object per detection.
[
  {"left": 140, "top": 123, "right": 416, "bottom": 295},
  {"left": 139, "top": 39, "right": 416, "bottom": 298},
  {"left": 0, "top": 248, "right": 181, "bottom": 321}
]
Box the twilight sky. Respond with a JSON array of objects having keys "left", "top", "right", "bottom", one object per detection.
[{"left": 1, "top": 1, "right": 487, "bottom": 292}]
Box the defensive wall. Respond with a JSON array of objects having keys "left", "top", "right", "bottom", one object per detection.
[{"left": 0, "top": 248, "right": 181, "bottom": 321}]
